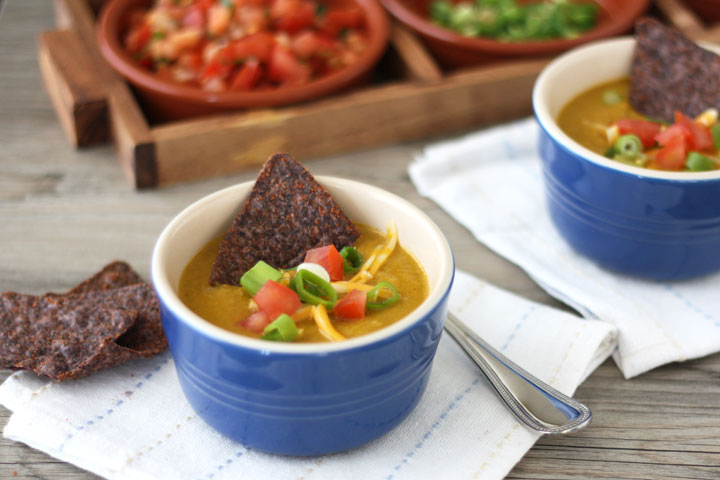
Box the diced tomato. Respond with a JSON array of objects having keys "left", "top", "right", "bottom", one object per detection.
[
  {"left": 322, "top": 7, "right": 364, "bottom": 36},
  {"left": 339, "top": 49, "right": 359, "bottom": 66},
  {"left": 271, "top": 0, "right": 316, "bottom": 34},
  {"left": 333, "top": 289, "right": 366, "bottom": 320},
  {"left": 674, "top": 111, "right": 713, "bottom": 151},
  {"left": 229, "top": 60, "right": 262, "bottom": 90},
  {"left": 292, "top": 31, "right": 321, "bottom": 59},
  {"left": 655, "top": 123, "right": 690, "bottom": 147},
  {"left": 254, "top": 280, "right": 302, "bottom": 321},
  {"left": 615, "top": 118, "right": 662, "bottom": 149},
  {"left": 242, "top": 0, "right": 273, "bottom": 6},
  {"left": 208, "top": 4, "right": 233, "bottom": 36},
  {"left": 125, "top": 23, "right": 152, "bottom": 53},
  {"left": 268, "top": 45, "right": 311, "bottom": 84},
  {"left": 196, "top": 0, "right": 217, "bottom": 10},
  {"left": 227, "top": 32, "right": 275, "bottom": 63},
  {"left": 178, "top": 51, "right": 204, "bottom": 71},
  {"left": 304, "top": 245, "right": 344, "bottom": 281},
  {"left": 655, "top": 134, "right": 687, "bottom": 170},
  {"left": 239, "top": 311, "right": 271, "bottom": 333},
  {"left": 236, "top": 5, "right": 269, "bottom": 33},
  {"left": 182, "top": 5, "right": 206, "bottom": 29},
  {"left": 201, "top": 60, "right": 232, "bottom": 82},
  {"left": 291, "top": 31, "right": 335, "bottom": 59}
]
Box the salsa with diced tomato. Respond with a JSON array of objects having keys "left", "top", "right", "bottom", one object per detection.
[
  {"left": 557, "top": 78, "right": 720, "bottom": 171},
  {"left": 123, "top": 0, "right": 368, "bottom": 91},
  {"left": 177, "top": 223, "right": 428, "bottom": 343}
]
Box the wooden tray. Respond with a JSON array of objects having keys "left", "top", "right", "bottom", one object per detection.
[{"left": 39, "top": 0, "right": 713, "bottom": 189}]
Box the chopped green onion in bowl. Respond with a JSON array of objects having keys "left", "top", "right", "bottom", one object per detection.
[
  {"left": 686, "top": 151, "right": 714, "bottom": 172},
  {"left": 429, "top": 0, "right": 599, "bottom": 42},
  {"left": 261, "top": 314, "right": 299, "bottom": 342},
  {"left": 241, "top": 261, "right": 283, "bottom": 296},
  {"left": 290, "top": 269, "right": 338, "bottom": 308}
]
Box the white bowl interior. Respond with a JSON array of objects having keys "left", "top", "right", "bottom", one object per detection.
[
  {"left": 533, "top": 36, "right": 720, "bottom": 181},
  {"left": 151, "top": 176, "right": 454, "bottom": 353}
]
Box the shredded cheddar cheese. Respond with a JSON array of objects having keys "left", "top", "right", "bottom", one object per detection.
[
  {"left": 331, "top": 281, "right": 393, "bottom": 298},
  {"left": 348, "top": 221, "right": 398, "bottom": 284},
  {"left": 605, "top": 124, "right": 620, "bottom": 144},
  {"left": 292, "top": 305, "right": 313, "bottom": 322},
  {"left": 368, "top": 222, "right": 397, "bottom": 275},
  {"left": 312, "top": 305, "right": 346, "bottom": 342},
  {"left": 696, "top": 108, "right": 718, "bottom": 127}
]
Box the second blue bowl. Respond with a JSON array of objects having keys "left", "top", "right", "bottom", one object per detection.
[{"left": 533, "top": 38, "right": 720, "bottom": 280}]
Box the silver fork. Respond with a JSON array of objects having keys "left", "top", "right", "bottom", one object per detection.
[{"left": 444, "top": 312, "right": 592, "bottom": 434}]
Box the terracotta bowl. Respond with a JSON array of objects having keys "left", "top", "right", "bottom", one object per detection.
[
  {"left": 380, "top": 0, "right": 650, "bottom": 68},
  {"left": 683, "top": 0, "right": 720, "bottom": 24},
  {"left": 97, "top": 0, "right": 390, "bottom": 121}
]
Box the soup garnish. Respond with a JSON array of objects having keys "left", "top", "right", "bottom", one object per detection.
[
  {"left": 179, "top": 222, "right": 429, "bottom": 342},
  {"left": 557, "top": 78, "right": 720, "bottom": 171}
]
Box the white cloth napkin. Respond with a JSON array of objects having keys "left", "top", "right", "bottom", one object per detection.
[
  {"left": 410, "top": 117, "right": 720, "bottom": 379},
  {"left": 1, "top": 270, "right": 616, "bottom": 480}
]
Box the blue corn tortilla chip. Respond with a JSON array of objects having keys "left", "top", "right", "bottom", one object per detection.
[
  {"left": 210, "top": 153, "right": 360, "bottom": 286},
  {"left": 67, "top": 260, "right": 144, "bottom": 295},
  {"left": 0, "top": 262, "right": 166, "bottom": 382},
  {"left": 630, "top": 17, "right": 720, "bottom": 123}
]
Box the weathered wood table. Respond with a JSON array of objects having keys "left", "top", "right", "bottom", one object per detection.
[{"left": 1, "top": 1, "right": 719, "bottom": 478}]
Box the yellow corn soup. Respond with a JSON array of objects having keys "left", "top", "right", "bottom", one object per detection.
[
  {"left": 178, "top": 224, "right": 429, "bottom": 342},
  {"left": 557, "top": 77, "right": 645, "bottom": 155}
]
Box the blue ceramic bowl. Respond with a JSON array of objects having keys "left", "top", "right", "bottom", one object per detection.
[
  {"left": 151, "top": 177, "right": 454, "bottom": 455},
  {"left": 533, "top": 37, "right": 720, "bottom": 280}
]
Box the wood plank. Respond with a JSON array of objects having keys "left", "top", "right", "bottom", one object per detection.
[
  {"left": 152, "top": 59, "right": 545, "bottom": 186},
  {"left": 655, "top": 0, "right": 707, "bottom": 40},
  {"left": 53, "top": 0, "right": 157, "bottom": 188},
  {"left": 37, "top": 30, "right": 109, "bottom": 147},
  {"left": 389, "top": 22, "right": 444, "bottom": 83}
]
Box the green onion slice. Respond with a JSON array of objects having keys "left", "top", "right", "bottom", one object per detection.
[
  {"left": 261, "top": 314, "right": 298, "bottom": 342},
  {"left": 290, "top": 269, "right": 337, "bottom": 308},
  {"left": 340, "top": 246, "right": 363, "bottom": 273},
  {"left": 613, "top": 134, "right": 643, "bottom": 159},
  {"left": 686, "top": 151, "right": 714, "bottom": 172},
  {"left": 602, "top": 90, "right": 622, "bottom": 105},
  {"left": 711, "top": 124, "right": 720, "bottom": 150},
  {"left": 366, "top": 282, "right": 399, "bottom": 310},
  {"left": 241, "top": 261, "right": 282, "bottom": 296}
]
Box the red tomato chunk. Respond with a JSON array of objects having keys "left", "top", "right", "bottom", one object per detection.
[
  {"left": 616, "top": 118, "right": 661, "bottom": 149},
  {"left": 611, "top": 109, "right": 719, "bottom": 171},
  {"left": 254, "top": 280, "right": 302, "bottom": 321},
  {"left": 123, "top": 0, "right": 368, "bottom": 92},
  {"left": 239, "top": 311, "right": 271, "bottom": 333},
  {"left": 333, "top": 289, "right": 366, "bottom": 320},
  {"left": 303, "top": 245, "right": 344, "bottom": 281}
]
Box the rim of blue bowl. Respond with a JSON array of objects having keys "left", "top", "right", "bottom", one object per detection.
[
  {"left": 151, "top": 176, "right": 455, "bottom": 354},
  {"left": 533, "top": 36, "right": 720, "bottom": 182}
]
